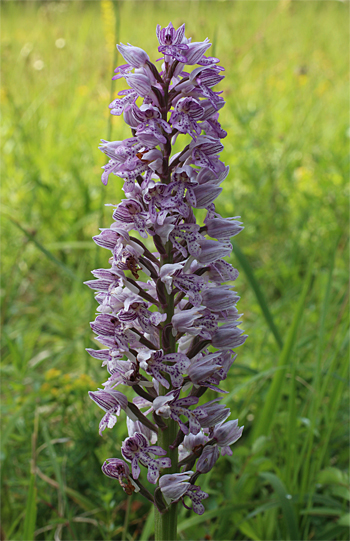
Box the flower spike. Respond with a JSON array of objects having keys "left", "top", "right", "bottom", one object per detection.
[{"left": 87, "top": 22, "right": 247, "bottom": 532}]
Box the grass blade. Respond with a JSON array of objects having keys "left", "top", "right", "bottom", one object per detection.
[
  {"left": 231, "top": 240, "right": 283, "bottom": 349},
  {"left": 251, "top": 255, "right": 314, "bottom": 441},
  {"left": 140, "top": 509, "right": 154, "bottom": 541},
  {"left": 23, "top": 473, "right": 37, "bottom": 541},
  {"left": 298, "top": 243, "right": 338, "bottom": 515},
  {"left": 299, "top": 508, "right": 342, "bottom": 517},
  {"left": 260, "top": 472, "right": 299, "bottom": 540},
  {"left": 285, "top": 333, "right": 298, "bottom": 488},
  {"left": 225, "top": 365, "right": 287, "bottom": 401},
  {"left": 8, "top": 217, "right": 80, "bottom": 282},
  {"left": 178, "top": 505, "right": 248, "bottom": 532},
  {"left": 41, "top": 422, "right": 78, "bottom": 539},
  {"left": 1, "top": 397, "right": 31, "bottom": 461},
  {"left": 239, "top": 499, "right": 279, "bottom": 522}
]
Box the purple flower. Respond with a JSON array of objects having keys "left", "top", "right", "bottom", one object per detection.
[
  {"left": 184, "top": 39, "right": 212, "bottom": 65},
  {"left": 172, "top": 306, "right": 218, "bottom": 340},
  {"left": 156, "top": 22, "right": 189, "bottom": 62},
  {"left": 153, "top": 392, "right": 207, "bottom": 435},
  {"left": 201, "top": 113, "right": 227, "bottom": 139},
  {"left": 127, "top": 417, "right": 157, "bottom": 445},
  {"left": 102, "top": 458, "right": 137, "bottom": 494},
  {"left": 89, "top": 389, "right": 128, "bottom": 435},
  {"left": 109, "top": 90, "right": 137, "bottom": 116},
  {"left": 188, "top": 351, "right": 223, "bottom": 385},
  {"left": 184, "top": 484, "right": 209, "bottom": 515},
  {"left": 207, "top": 259, "right": 239, "bottom": 283},
  {"left": 162, "top": 167, "right": 198, "bottom": 218},
  {"left": 212, "top": 323, "right": 247, "bottom": 350},
  {"left": 205, "top": 215, "right": 243, "bottom": 241},
  {"left": 143, "top": 181, "right": 168, "bottom": 224},
  {"left": 170, "top": 97, "right": 204, "bottom": 138},
  {"left": 121, "top": 432, "right": 171, "bottom": 483},
  {"left": 199, "top": 399, "right": 231, "bottom": 428},
  {"left": 192, "top": 183, "right": 222, "bottom": 209},
  {"left": 138, "top": 350, "right": 190, "bottom": 389},
  {"left": 159, "top": 473, "right": 209, "bottom": 515},
  {"left": 125, "top": 73, "right": 153, "bottom": 98},
  {"left": 112, "top": 199, "right": 148, "bottom": 238},
  {"left": 189, "top": 66, "right": 225, "bottom": 108},
  {"left": 159, "top": 472, "right": 192, "bottom": 501},
  {"left": 196, "top": 164, "right": 229, "bottom": 186},
  {"left": 195, "top": 238, "right": 232, "bottom": 265},
  {"left": 196, "top": 444, "right": 219, "bottom": 473},
  {"left": 169, "top": 223, "right": 202, "bottom": 258},
  {"left": 201, "top": 286, "right": 240, "bottom": 312},
  {"left": 159, "top": 262, "right": 206, "bottom": 307},
  {"left": 92, "top": 228, "right": 129, "bottom": 251},
  {"left": 84, "top": 268, "right": 124, "bottom": 292},
  {"left": 173, "top": 273, "right": 206, "bottom": 308},
  {"left": 103, "top": 356, "right": 150, "bottom": 389},
  {"left": 99, "top": 138, "right": 151, "bottom": 185},
  {"left": 178, "top": 431, "right": 208, "bottom": 461},
  {"left": 87, "top": 22, "right": 248, "bottom": 514},
  {"left": 212, "top": 419, "right": 244, "bottom": 455},
  {"left": 117, "top": 43, "right": 149, "bottom": 68}
]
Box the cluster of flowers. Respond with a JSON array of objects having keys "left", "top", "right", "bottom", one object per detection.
[{"left": 87, "top": 22, "right": 246, "bottom": 516}]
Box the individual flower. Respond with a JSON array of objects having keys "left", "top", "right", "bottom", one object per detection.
[
  {"left": 102, "top": 458, "right": 137, "bottom": 494},
  {"left": 88, "top": 389, "right": 128, "bottom": 436},
  {"left": 204, "top": 215, "right": 243, "bottom": 241},
  {"left": 159, "top": 473, "right": 209, "bottom": 514},
  {"left": 212, "top": 419, "right": 244, "bottom": 455},
  {"left": 138, "top": 350, "right": 190, "bottom": 389},
  {"left": 196, "top": 444, "right": 219, "bottom": 473},
  {"left": 153, "top": 392, "right": 207, "bottom": 435},
  {"left": 117, "top": 43, "right": 149, "bottom": 68},
  {"left": 187, "top": 351, "right": 223, "bottom": 386},
  {"left": 178, "top": 431, "right": 209, "bottom": 462},
  {"left": 170, "top": 97, "right": 204, "bottom": 138},
  {"left": 212, "top": 323, "right": 247, "bottom": 349},
  {"left": 127, "top": 417, "right": 158, "bottom": 445},
  {"left": 156, "top": 22, "right": 189, "bottom": 62},
  {"left": 121, "top": 432, "right": 171, "bottom": 484}
]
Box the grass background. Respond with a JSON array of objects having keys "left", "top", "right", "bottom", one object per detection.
[{"left": 1, "top": 0, "right": 349, "bottom": 540}]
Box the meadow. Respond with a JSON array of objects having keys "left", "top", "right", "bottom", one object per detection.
[{"left": 1, "top": 1, "right": 349, "bottom": 540}]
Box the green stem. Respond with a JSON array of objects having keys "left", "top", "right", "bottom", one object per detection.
[
  {"left": 154, "top": 416, "right": 178, "bottom": 541},
  {"left": 154, "top": 238, "right": 178, "bottom": 540},
  {"left": 122, "top": 495, "right": 132, "bottom": 541}
]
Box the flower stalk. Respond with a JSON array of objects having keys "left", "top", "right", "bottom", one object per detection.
[{"left": 86, "top": 22, "right": 247, "bottom": 541}]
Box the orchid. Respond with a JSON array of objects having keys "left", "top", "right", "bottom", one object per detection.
[{"left": 87, "top": 22, "right": 247, "bottom": 541}]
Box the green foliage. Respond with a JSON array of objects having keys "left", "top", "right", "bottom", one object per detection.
[
  {"left": 1, "top": 1, "right": 348, "bottom": 540},
  {"left": 23, "top": 474, "right": 37, "bottom": 541}
]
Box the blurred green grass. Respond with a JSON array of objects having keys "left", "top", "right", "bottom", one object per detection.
[{"left": 1, "top": 1, "right": 349, "bottom": 540}]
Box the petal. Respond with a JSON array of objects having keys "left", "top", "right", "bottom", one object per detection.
[{"left": 146, "top": 461, "right": 160, "bottom": 484}]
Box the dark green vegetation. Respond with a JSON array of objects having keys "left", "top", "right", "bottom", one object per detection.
[{"left": 1, "top": 1, "right": 348, "bottom": 540}]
